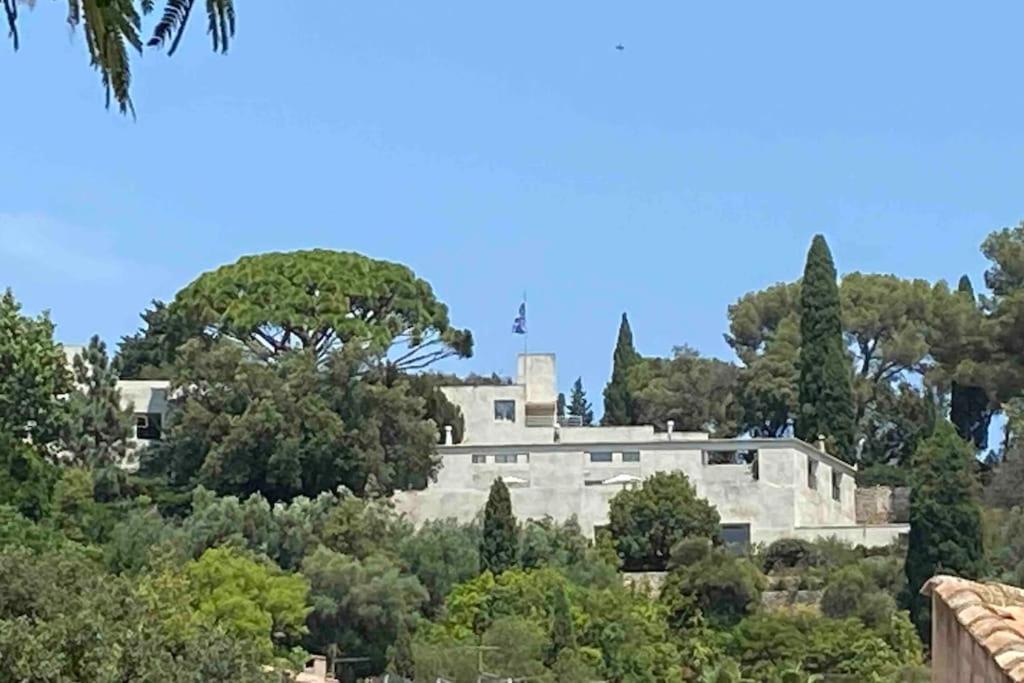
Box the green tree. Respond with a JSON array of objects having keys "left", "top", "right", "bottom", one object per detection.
[
  {"left": 0, "top": 434, "right": 57, "bottom": 521},
  {"left": 141, "top": 341, "right": 444, "bottom": 500},
  {"left": 905, "top": 421, "right": 987, "bottom": 642},
  {"left": 390, "top": 616, "right": 416, "bottom": 679},
  {"left": 301, "top": 546, "right": 428, "bottom": 673},
  {"left": 661, "top": 539, "right": 765, "bottom": 628},
  {"left": 797, "top": 235, "right": 856, "bottom": 460},
  {"left": 0, "top": 289, "right": 70, "bottom": 445},
  {"left": 184, "top": 546, "right": 311, "bottom": 661},
  {"left": 568, "top": 376, "right": 594, "bottom": 426},
  {"left": 62, "top": 336, "right": 134, "bottom": 472},
  {"left": 948, "top": 276, "right": 993, "bottom": 449},
  {"left": 603, "top": 313, "right": 639, "bottom": 425},
  {"left": 116, "top": 299, "right": 206, "bottom": 379},
  {"left": 6, "top": 1, "right": 236, "bottom": 114},
  {"left": 480, "top": 477, "right": 517, "bottom": 575},
  {"left": 549, "top": 582, "right": 576, "bottom": 664},
  {"left": 557, "top": 392, "right": 566, "bottom": 420},
  {"left": 607, "top": 471, "right": 720, "bottom": 571},
  {"left": 170, "top": 249, "right": 472, "bottom": 368},
  {"left": 398, "top": 518, "right": 481, "bottom": 616},
  {"left": 631, "top": 346, "right": 740, "bottom": 434}
]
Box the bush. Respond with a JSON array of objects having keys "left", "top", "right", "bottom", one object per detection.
[
  {"left": 662, "top": 547, "right": 766, "bottom": 629},
  {"left": 761, "top": 538, "right": 822, "bottom": 573}
]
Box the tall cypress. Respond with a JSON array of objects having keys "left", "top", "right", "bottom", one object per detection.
[
  {"left": 796, "top": 235, "right": 856, "bottom": 460},
  {"left": 603, "top": 313, "right": 639, "bottom": 426},
  {"left": 548, "top": 583, "right": 576, "bottom": 665},
  {"left": 950, "top": 275, "right": 992, "bottom": 450},
  {"left": 905, "top": 422, "right": 986, "bottom": 643},
  {"left": 480, "top": 477, "right": 517, "bottom": 574}
]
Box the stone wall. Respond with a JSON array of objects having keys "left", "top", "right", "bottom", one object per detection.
[{"left": 855, "top": 486, "right": 910, "bottom": 524}]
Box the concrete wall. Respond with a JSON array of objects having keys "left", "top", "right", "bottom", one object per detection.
[
  {"left": 394, "top": 439, "right": 876, "bottom": 545},
  {"left": 785, "top": 523, "right": 909, "bottom": 547},
  {"left": 517, "top": 353, "right": 556, "bottom": 405},
  {"left": 441, "top": 384, "right": 530, "bottom": 444},
  {"left": 931, "top": 599, "right": 1014, "bottom": 683}
]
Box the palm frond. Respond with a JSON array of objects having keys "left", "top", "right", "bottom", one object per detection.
[
  {"left": 4, "top": 0, "right": 19, "bottom": 51},
  {"left": 78, "top": 0, "right": 142, "bottom": 115},
  {"left": 207, "top": 0, "right": 233, "bottom": 53},
  {"left": 147, "top": 0, "right": 193, "bottom": 55}
]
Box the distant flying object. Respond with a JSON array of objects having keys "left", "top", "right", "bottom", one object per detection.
[{"left": 615, "top": 44, "right": 625, "bottom": 51}]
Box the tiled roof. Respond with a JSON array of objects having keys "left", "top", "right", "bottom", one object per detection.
[{"left": 922, "top": 575, "right": 1024, "bottom": 682}]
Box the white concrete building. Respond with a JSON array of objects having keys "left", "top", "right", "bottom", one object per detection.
[{"left": 393, "top": 353, "right": 908, "bottom": 548}]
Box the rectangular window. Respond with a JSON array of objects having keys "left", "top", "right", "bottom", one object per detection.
[
  {"left": 703, "top": 449, "right": 758, "bottom": 465},
  {"left": 471, "top": 454, "right": 487, "bottom": 464},
  {"left": 584, "top": 479, "right": 604, "bottom": 487},
  {"left": 134, "top": 413, "right": 162, "bottom": 440},
  {"left": 494, "top": 400, "right": 516, "bottom": 422},
  {"left": 621, "top": 451, "right": 640, "bottom": 463},
  {"left": 588, "top": 451, "right": 613, "bottom": 463},
  {"left": 808, "top": 459, "right": 818, "bottom": 490},
  {"left": 720, "top": 523, "right": 751, "bottom": 553},
  {"left": 494, "top": 453, "right": 518, "bottom": 464},
  {"left": 832, "top": 470, "right": 842, "bottom": 502}
]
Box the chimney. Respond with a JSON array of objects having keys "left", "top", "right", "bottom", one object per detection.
[
  {"left": 666, "top": 420, "right": 675, "bottom": 440},
  {"left": 444, "top": 425, "right": 454, "bottom": 446},
  {"left": 817, "top": 434, "right": 826, "bottom": 452}
]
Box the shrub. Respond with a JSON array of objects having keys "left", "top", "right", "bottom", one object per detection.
[{"left": 761, "top": 538, "right": 822, "bottom": 573}]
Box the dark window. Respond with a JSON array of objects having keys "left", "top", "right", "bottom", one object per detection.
[
  {"left": 494, "top": 453, "right": 519, "bottom": 464},
  {"left": 472, "top": 454, "right": 487, "bottom": 464},
  {"left": 808, "top": 459, "right": 818, "bottom": 489},
  {"left": 588, "top": 451, "right": 613, "bottom": 463},
  {"left": 584, "top": 479, "right": 604, "bottom": 487},
  {"left": 720, "top": 523, "right": 751, "bottom": 553},
  {"left": 494, "top": 400, "right": 516, "bottom": 422},
  {"left": 832, "top": 470, "right": 842, "bottom": 502},
  {"left": 703, "top": 449, "right": 758, "bottom": 465},
  {"left": 134, "top": 413, "right": 162, "bottom": 440},
  {"left": 622, "top": 451, "right": 640, "bottom": 463}
]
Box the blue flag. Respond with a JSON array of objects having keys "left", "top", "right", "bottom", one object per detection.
[{"left": 512, "top": 302, "right": 527, "bottom": 334}]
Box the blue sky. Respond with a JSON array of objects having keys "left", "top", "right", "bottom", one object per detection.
[{"left": 3, "top": 2, "right": 1023, "bottom": 405}]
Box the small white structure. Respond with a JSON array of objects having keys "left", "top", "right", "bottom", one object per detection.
[{"left": 393, "top": 353, "right": 908, "bottom": 548}]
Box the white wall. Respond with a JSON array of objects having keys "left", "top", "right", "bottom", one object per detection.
[{"left": 394, "top": 439, "right": 880, "bottom": 545}]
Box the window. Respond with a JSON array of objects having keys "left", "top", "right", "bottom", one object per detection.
[
  {"left": 808, "top": 459, "right": 818, "bottom": 490},
  {"left": 472, "top": 454, "right": 487, "bottom": 464},
  {"left": 703, "top": 449, "right": 758, "bottom": 465},
  {"left": 494, "top": 453, "right": 520, "bottom": 464},
  {"left": 719, "top": 524, "right": 751, "bottom": 553},
  {"left": 134, "top": 413, "right": 162, "bottom": 440},
  {"left": 584, "top": 479, "right": 604, "bottom": 487},
  {"left": 832, "top": 470, "right": 842, "bottom": 502},
  {"left": 494, "top": 400, "right": 516, "bottom": 422},
  {"left": 588, "top": 451, "right": 613, "bottom": 463},
  {"left": 621, "top": 451, "right": 640, "bottom": 463}
]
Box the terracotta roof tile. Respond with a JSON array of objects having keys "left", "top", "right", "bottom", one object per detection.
[{"left": 923, "top": 575, "right": 1024, "bottom": 682}]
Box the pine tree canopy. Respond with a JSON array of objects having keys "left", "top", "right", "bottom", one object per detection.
[
  {"left": 480, "top": 477, "right": 517, "bottom": 575},
  {"left": 603, "top": 313, "right": 639, "bottom": 426}
]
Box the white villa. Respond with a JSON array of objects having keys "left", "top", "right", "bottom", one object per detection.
[
  {"left": 70, "top": 339, "right": 907, "bottom": 547},
  {"left": 393, "top": 353, "right": 908, "bottom": 548}
]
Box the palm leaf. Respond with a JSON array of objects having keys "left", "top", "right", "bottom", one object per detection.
[
  {"left": 148, "top": 0, "right": 193, "bottom": 54},
  {"left": 4, "top": 0, "right": 19, "bottom": 51}
]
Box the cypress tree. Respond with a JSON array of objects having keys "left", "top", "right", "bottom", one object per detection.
[
  {"left": 480, "top": 477, "right": 517, "bottom": 574},
  {"left": 568, "top": 377, "right": 594, "bottom": 426},
  {"left": 950, "top": 275, "right": 992, "bottom": 450},
  {"left": 603, "top": 313, "right": 639, "bottom": 426},
  {"left": 548, "top": 583, "right": 576, "bottom": 665},
  {"left": 905, "top": 422, "right": 986, "bottom": 643},
  {"left": 390, "top": 617, "right": 416, "bottom": 680},
  {"left": 796, "top": 235, "right": 856, "bottom": 460},
  {"left": 557, "top": 392, "right": 566, "bottom": 420}
]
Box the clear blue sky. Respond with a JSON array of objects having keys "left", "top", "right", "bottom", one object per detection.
[{"left": 3, "top": 2, "right": 1023, "bottom": 405}]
